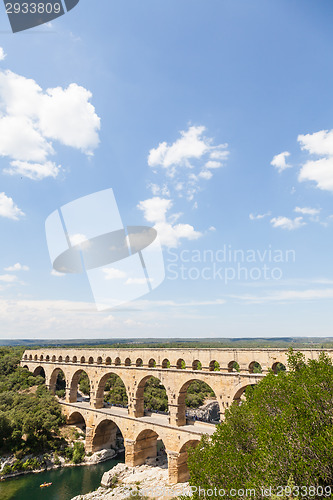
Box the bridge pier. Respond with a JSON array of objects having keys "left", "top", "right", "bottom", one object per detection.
[
  {"left": 85, "top": 426, "right": 95, "bottom": 453},
  {"left": 168, "top": 404, "right": 186, "bottom": 427}
]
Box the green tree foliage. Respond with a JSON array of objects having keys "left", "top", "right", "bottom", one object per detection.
[
  {"left": 72, "top": 441, "right": 85, "bottom": 464},
  {"left": 188, "top": 350, "right": 333, "bottom": 499},
  {"left": 185, "top": 381, "right": 215, "bottom": 408},
  {"left": 104, "top": 374, "right": 128, "bottom": 405},
  {"left": 144, "top": 377, "right": 168, "bottom": 412},
  {"left": 0, "top": 348, "right": 65, "bottom": 456},
  {"left": 79, "top": 372, "right": 90, "bottom": 395}
]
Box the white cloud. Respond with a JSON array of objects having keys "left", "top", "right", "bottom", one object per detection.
[
  {"left": 232, "top": 288, "right": 333, "bottom": 303},
  {"left": 51, "top": 269, "right": 65, "bottom": 277},
  {"left": 297, "top": 130, "right": 333, "bottom": 192},
  {"left": 271, "top": 151, "right": 291, "bottom": 172},
  {"left": 5, "top": 263, "right": 29, "bottom": 272},
  {"left": 69, "top": 233, "right": 90, "bottom": 248},
  {"left": 137, "top": 197, "right": 202, "bottom": 248},
  {"left": 249, "top": 212, "right": 271, "bottom": 220},
  {"left": 298, "top": 129, "right": 333, "bottom": 156},
  {"left": 0, "top": 48, "right": 6, "bottom": 61},
  {"left": 147, "top": 125, "right": 228, "bottom": 196},
  {"left": 0, "top": 274, "right": 17, "bottom": 283},
  {"left": 294, "top": 206, "right": 320, "bottom": 216},
  {"left": 4, "top": 160, "right": 60, "bottom": 180},
  {"left": 270, "top": 216, "right": 305, "bottom": 230},
  {"left": 125, "top": 278, "right": 152, "bottom": 285},
  {"left": 298, "top": 157, "right": 333, "bottom": 192},
  {"left": 103, "top": 268, "right": 127, "bottom": 280},
  {"left": 0, "top": 69, "right": 100, "bottom": 180},
  {"left": 0, "top": 192, "right": 24, "bottom": 220},
  {"left": 198, "top": 170, "right": 213, "bottom": 180}
]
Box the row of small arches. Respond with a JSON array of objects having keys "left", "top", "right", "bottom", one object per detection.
[{"left": 23, "top": 353, "right": 286, "bottom": 374}]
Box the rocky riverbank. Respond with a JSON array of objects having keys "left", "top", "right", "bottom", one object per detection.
[
  {"left": 71, "top": 462, "right": 192, "bottom": 500},
  {"left": 0, "top": 448, "right": 119, "bottom": 480}
]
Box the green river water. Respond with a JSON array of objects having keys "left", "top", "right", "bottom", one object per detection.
[{"left": 0, "top": 454, "right": 124, "bottom": 500}]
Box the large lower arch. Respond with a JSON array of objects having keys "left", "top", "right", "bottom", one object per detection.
[
  {"left": 33, "top": 366, "right": 45, "bottom": 379},
  {"left": 130, "top": 429, "right": 167, "bottom": 468},
  {"left": 67, "top": 410, "right": 86, "bottom": 430},
  {"left": 175, "top": 439, "right": 200, "bottom": 483},
  {"left": 94, "top": 372, "right": 128, "bottom": 410},
  {"left": 91, "top": 418, "right": 124, "bottom": 453}
]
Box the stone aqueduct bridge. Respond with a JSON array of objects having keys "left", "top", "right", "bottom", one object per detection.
[{"left": 21, "top": 348, "right": 330, "bottom": 483}]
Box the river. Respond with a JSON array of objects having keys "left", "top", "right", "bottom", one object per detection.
[{"left": 0, "top": 454, "right": 124, "bottom": 500}]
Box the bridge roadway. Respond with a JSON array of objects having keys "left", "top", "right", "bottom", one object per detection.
[{"left": 21, "top": 347, "right": 332, "bottom": 483}]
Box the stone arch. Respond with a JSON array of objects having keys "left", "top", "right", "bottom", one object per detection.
[
  {"left": 67, "top": 410, "right": 86, "bottom": 431},
  {"left": 73, "top": 356, "right": 77, "bottom": 363},
  {"left": 34, "top": 354, "right": 38, "bottom": 361},
  {"left": 176, "top": 378, "right": 218, "bottom": 426},
  {"left": 29, "top": 354, "right": 32, "bottom": 360},
  {"left": 209, "top": 360, "right": 220, "bottom": 371},
  {"left": 24, "top": 354, "right": 28, "bottom": 360},
  {"left": 58, "top": 355, "right": 63, "bottom": 362},
  {"left": 69, "top": 369, "right": 90, "bottom": 403},
  {"left": 136, "top": 358, "right": 143, "bottom": 367},
  {"left": 192, "top": 360, "right": 202, "bottom": 370},
  {"left": 49, "top": 367, "right": 67, "bottom": 396},
  {"left": 132, "top": 429, "right": 168, "bottom": 468},
  {"left": 176, "top": 359, "right": 185, "bottom": 369},
  {"left": 22, "top": 365, "right": 29, "bottom": 370},
  {"left": 125, "top": 357, "right": 131, "bottom": 367},
  {"left": 92, "top": 418, "right": 124, "bottom": 453},
  {"left": 33, "top": 366, "right": 45, "bottom": 378},
  {"left": 51, "top": 355, "right": 56, "bottom": 362},
  {"left": 233, "top": 384, "right": 256, "bottom": 404},
  {"left": 249, "top": 361, "right": 262, "bottom": 374},
  {"left": 88, "top": 356, "right": 94, "bottom": 364},
  {"left": 115, "top": 357, "right": 121, "bottom": 366},
  {"left": 40, "top": 354, "right": 44, "bottom": 361},
  {"left": 45, "top": 355, "right": 50, "bottom": 362},
  {"left": 272, "top": 361, "right": 286, "bottom": 374},
  {"left": 162, "top": 359, "right": 170, "bottom": 368},
  {"left": 228, "top": 360, "right": 240, "bottom": 372},
  {"left": 95, "top": 372, "right": 128, "bottom": 410},
  {"left": 148, "top": 358, "right": 156, "bottom": 368},
  {"left": 97, "top": 356, "right": 103, "bottom": 364},
  {"left": 105, "top": 357, "right": 111, "bottom": 365},
  {"left": 65, "top": 356, "right": 70, "bottom": 363},
  {"left": 80, "top": 356, "right": 86, "bottom": 363},
  {"left": 176, "top": 440, "right": 200, "bottom": 483},
  {"left": 135, "top": 374, "right": 169, "bottom": 417}
]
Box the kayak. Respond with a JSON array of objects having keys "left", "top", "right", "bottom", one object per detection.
[{"left": 40, "top": 482, "right": 52, "bottom": 488}]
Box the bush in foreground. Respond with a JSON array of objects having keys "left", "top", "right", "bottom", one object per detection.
[{"left": 188, "top": 350, "right": 333, "bottom": 499}]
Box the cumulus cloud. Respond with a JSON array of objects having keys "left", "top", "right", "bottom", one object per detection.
[
  {"left": 0, "top": 48, "right": 6, "bottom": 61},
  {"left": 270, "top": 216, "right": 306, "bottom": 230},
  {"left": 294, "top": 206, "right": 320, "bottom": 216},
  {"left": 0, "top": 274, "right": 17, "bottom": 282},
  {"left": 0, "top": 69, "right": 100, "bottom": 180},
  {"left": 137, "top": 197, "right": 201, "bottom": 248},
  {"left": 0, "top": 192, "right": 24, "bottom": 220},
  {"left": 103, "top": 268, "right": 127, "bottom": 280},
  {"left": 147, "top": 125, "right": 229, "bottom": 199},
  {"left": 5, "top": 263, "right": 29, "bottom": 271},
  {"left": 297, "top": 130, "right": 333, "bottom": 192},
  {"left": 271, "top": 151, "right": 291, "bottom": 172}
]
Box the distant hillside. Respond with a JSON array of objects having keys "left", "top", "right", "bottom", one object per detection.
[{"left": 1, "top": 337, "right": 333, "bottom": 349}]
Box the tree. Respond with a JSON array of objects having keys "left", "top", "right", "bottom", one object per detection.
[{"left": 188, "top": 350, "right": 333, "bottom": 499}]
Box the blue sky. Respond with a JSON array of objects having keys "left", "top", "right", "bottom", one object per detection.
[{"left": 0, "top": 0, "right": 333, "bottom": 339}]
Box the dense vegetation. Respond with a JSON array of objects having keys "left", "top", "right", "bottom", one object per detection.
[
  {"left": 188, "top": 350, "right": 333, "bottom": 499},
  {"left": 0, "top": 348, "right": 86, "bottom": 476},
  {"left": 0, "top": 348, "right": 65, "bottom": 455}
]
